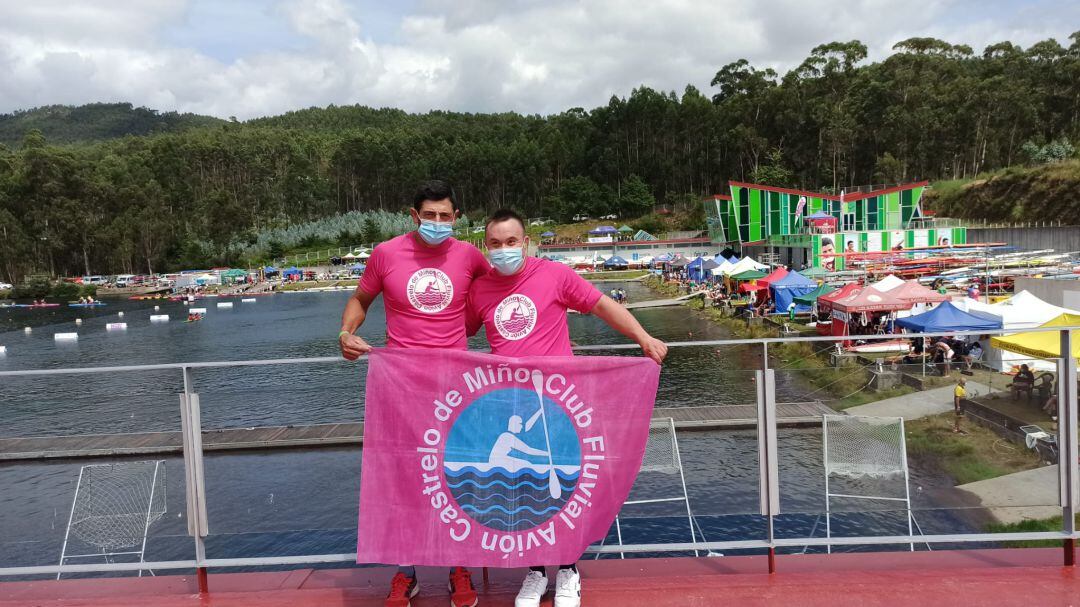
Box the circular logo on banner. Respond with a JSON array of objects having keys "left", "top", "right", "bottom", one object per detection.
[
  {"left": 407, "top": 268, "right": 454, "bottom": 313},
  {"left": 443, "top": 387, "right": 581, "bottom": 532},
  {"left": 493, "top": 294, "right": 537, "bottom": 340}
]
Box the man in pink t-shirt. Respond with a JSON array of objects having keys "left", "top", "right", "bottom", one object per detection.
[
  {"left": 339, "top": 181, "right": 488, "bottom": 607},
  {"left": 466, "top": 209, "right": 667, "bottom": 607}
]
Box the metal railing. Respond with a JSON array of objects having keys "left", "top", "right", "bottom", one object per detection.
[{"left": 0, "top": 327, "right": 1077, "bottom": 581}]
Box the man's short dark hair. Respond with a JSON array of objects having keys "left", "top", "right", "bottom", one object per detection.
[
  {"left": 486, "top": 209, "right": 526, "bottom": 232},
  {"left": 413, "top": 180, "right": 459, "bottom": 211}
]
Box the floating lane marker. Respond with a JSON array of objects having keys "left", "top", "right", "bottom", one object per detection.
[
  {"left": 118, "top": 311, "right": 124, "bottom": 317},
  {"left": 54, "top": 332, "right": 78, "bottom": 341},
  {"left": 189, "top": 308, "right": 207, "bottom": 314},
  {"left": 217, "top": 302, "right": 233, "bottom": 308},
  {"left": 154, "top": 305, "right": 160, "bottom": 311},
  {"left": 0, "top": 345, "right": 6, "bottom": 355},
  {"left": 150, "top": 315, "right": 170, "bottom": 322},
  {"left": 106, "top": 322, "right": 127, "bottom": 331},
  {"left": 241, "top": 298, "right": 257, "bottom": 303},
  {"left": 23, "top": 327, "right": 31, "bottom": 333}
]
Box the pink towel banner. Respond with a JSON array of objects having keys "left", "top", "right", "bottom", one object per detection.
[{"left": 357, "top": 348, "right": 660, "bottom": 567}]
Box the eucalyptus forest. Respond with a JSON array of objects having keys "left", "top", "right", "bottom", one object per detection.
[{"left": 1, "top": 35, "right": 1078, "bottom": 281}]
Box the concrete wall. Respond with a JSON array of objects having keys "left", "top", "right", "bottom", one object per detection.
[
  {"left": 1013, "top": 277, "right": 1080, "bottom": 309},
  {"left": 968, "top": 225, "right": 1080, "bottom": 253}
]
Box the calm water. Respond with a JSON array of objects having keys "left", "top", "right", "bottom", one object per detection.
[{"left": 0, "top": 282, "right": 978, "bottom": 570}]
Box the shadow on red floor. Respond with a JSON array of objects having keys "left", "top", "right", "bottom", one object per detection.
[{"left": 1, "top": 548, "right": 1077, "bottom": 606}]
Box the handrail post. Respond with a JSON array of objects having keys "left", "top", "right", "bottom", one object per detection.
[
  {"left": 180, "top": 366, "right": 210, "bottom": 592},
  {"left": 1058, "top": 329, "right": 1078, "bottom": 566},
  {"left": 757, "top": 342, "right": 779, "bottom": 573}
]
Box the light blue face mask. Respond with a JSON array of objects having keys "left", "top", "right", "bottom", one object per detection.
[
  {"left": 489, "top": 246, "right": 524, "bottom": 275},
  {"left": 417, "top": 219, "right": 454, "bottom": 245}
]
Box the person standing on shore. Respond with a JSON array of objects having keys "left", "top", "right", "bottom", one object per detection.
[
  {"left": 339, "top": 180, "right": 491, "bottom": 607},
  {"left": 953, "top": 377, "right": 967, "bottom": 433},
  {"left": 466, "top": 209, "right": 667, "bottom": 607}
]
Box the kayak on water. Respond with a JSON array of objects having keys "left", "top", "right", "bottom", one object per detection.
[
  {"left": 68, "top": 302, "right": 107, "bottom": 307},
  {"left": 10, "top": 303, "right": 61, "bottom": 308}
]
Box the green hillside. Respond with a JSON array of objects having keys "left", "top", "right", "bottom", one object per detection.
[
  {"left": 925, "top": 160, "right": 1080, "bottom": 221},
  {"left": 0, "top": 103, "right": 224, "bottom": 147}
]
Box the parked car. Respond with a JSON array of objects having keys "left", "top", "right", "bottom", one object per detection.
[
  {"left": 0, "top": 282, "right": 12, "bottom": 291},
  {"left": 81, "top": 275, "right": 107, "bottom": 285},
  {"left": 114, "top": 274, "right": 136, "bottom": 287},
  {"left": 599, "top": 214, "right": 618, "bottom": 219}
]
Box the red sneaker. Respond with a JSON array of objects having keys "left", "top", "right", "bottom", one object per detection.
[
  {"left": 448, "top": 567, "right": 478, "bottom": 607},
  {"left": 385, "top": 572, "right": 419, "bottom": 607}
]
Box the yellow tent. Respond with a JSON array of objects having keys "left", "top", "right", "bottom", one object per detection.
[{"left": 991, "top": 313, "right": 1080, "bottom": 360}]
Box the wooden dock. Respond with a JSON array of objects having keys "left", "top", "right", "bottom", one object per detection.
[
  {"left": 624, "top": 292, "right": 703, "bottom": 309},
  {"left": 0, "top": 402, "right": 832, "bottom": 461}
]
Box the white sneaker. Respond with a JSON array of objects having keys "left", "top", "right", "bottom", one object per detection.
[
  {"left": 515, "top": 570, "right": 548, "bottom": 607},
  {"left": 553, "top": 567, "right": 581, "bottom": 607}
]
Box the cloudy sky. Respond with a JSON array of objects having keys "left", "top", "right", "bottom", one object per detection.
[{"left": 0, "top": 0, "right": 1076, "bottom": 120}]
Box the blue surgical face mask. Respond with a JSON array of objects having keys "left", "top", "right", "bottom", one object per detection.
[
  {"left": 417, "top": 219, "right": 454, "bottom": 245},
  {"left": 489, "top": 246, "right": 524, "bottom": 275}
]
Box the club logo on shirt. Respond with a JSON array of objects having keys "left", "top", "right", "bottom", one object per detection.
[
  {"left": 493, "top": 294, "right": 537, "bottom": 340},
  {"left": 407, "top": 268, "right": 454, "bottom": 313}
]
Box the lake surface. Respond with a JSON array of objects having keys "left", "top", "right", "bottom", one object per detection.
[{"left": 0, "top": 281, "right": 980, "bottom": 570}]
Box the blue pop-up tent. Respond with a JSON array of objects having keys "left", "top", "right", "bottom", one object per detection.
[
  {"left": 604, "top": 255, "right": 629, "bottom": 269},
  {"left": 686, "top": 256, "right": 706, "bottom": 281},
  {"left": 770, "top": 270, "right": 817, "bottom": 313},
  {"left": 282, "top": 266, "right": 302, "bottom": 278},
  {"left": 895, "top": 301, "right": 1002, "bottom": 332},
  {"left": 264, "top": 266, "right": 279, "bottom": 275}
]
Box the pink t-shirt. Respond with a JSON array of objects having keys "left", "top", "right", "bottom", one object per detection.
[
  {"left": 467, "top": 257, "right": 603, "bottom": 357},
  {"left": 359, "top": 233, "right": 490, "bottom": 349}
]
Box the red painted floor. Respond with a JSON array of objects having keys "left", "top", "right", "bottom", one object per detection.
[{"left": 1, "top": 549, "right": 1077, "bottom": 607}]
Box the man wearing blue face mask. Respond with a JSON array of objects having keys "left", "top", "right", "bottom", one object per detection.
[
  {"left": 466, "top": 209, "right": 667, "bottom": 607},
  {"left": 340, "top": 180, "right": 490, "bottom": 607}
]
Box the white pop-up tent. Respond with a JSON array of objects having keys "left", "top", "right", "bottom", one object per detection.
[
  {"left": 870, "top": 274, "right": 905, "bottom": 292},
  {"left": 955, "top": 290, "right": 1080, "bottom": 371},
  {"left": 721, "top": 256, "right": 768, "bottom": 276},
  {"left": 710, "top": 259, "right": 735, "bottom": 276}
]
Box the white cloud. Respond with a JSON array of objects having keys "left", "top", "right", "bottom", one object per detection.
[{"left": 0, "top": 0, "right": 1075, "bottom": 119}]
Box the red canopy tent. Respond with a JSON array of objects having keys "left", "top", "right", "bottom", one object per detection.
[
  {"left": 829, "top": 287, "right": 909, "bottom": 338},
  {"left": 815, "top": 282, "right": 861, "bottom": 335},
  {"left": 756, "top": 267, "right": 789, "bottom": 301},
  {"left": 757, "top": 267, "right": 788, "bottom": 288},
  {"left": 889, "top": 280, "right": 948, "bottom": 305},
  {"left": 817, "top": 283, "right": 861, "bottom": 313}
]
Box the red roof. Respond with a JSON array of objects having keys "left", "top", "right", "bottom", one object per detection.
[
  {"left": 831, "top": 286, "right": 910, "bottom": 313},
  {"left": 890, "top": 280, "right": 949, "bottom": 304},
  {"left": 705, "top": 193, "right": 733, "bottom": 201},
  {"left": 538, "top": 237, "right": 711, "bottom": 250},
  {"left": 728, "top": 181, "right": 929, "bottom": 203},
  {"left": 818, "top": 282, "right": 861, "bottom": 308}
]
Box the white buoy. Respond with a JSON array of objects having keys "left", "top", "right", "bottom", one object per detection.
[
  {"left": 217, "top": 302, "right": 233, "bottom": 309},
  {"left": 154, "top": 305, "right": 160, "bottom": 311},
  {"left": 241, "top": 298, "right": 257, "bottom": 303},
  {"left": 118, "top": 311, "right": 124, "bottom": 317},
  {"left": 150, "top": 314, "right": 169, "bottom": 322},
  {"left": 0, "top": 345, "right": 6, "bottom": 355},
  {"left": 106, "top": 322, "right": 127, "bottom": 331},
  {"left": 189, "top": 308, "right": 207, "bottom": 314},
  {"left": 54, "top": 332, "right": 78, "bottom": 341},
  {"left": 24, "top": 327, "right": 31, "bottom": 334},
  {"left": 75, "top": 319, "right": 82, "bottom": 325}
]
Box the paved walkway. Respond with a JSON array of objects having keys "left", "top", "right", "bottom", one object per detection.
[
  {"left": 845, "top": 381, "right": 991, "bottom": 420},
  {"left": 4, "top": 549, "right": 1076, "bottom": 607},
  {"left": 955, "top": 464, "right": 1060, "bottom": 524}
]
